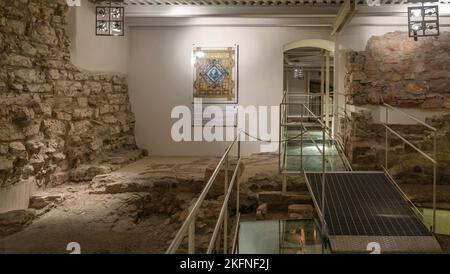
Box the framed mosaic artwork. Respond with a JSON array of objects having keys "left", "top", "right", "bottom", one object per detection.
[{"left": 192, "top": 45, "right": 239, "bottom": 104}]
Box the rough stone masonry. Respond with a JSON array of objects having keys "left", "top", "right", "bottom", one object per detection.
[
  {"left": 345, "top": 31, "right": 450, "bottom": 108},
  {"left": 342, "top": 32, "right": 450, "bottom": 184},
  {"left": 0, "top": 0, "right": 137, "bottom": 190}
]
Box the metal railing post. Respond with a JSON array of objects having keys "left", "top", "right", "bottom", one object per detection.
[
  {"left": 236, "top": 162, "right": 240, "bottom": 217},
  {"left": 238, "top": 136, "right": 241, "bottom": 159},
  {"left": 321, "top": 125, "right": 326, "bottom": 226},
  {"left": 433, "top": 131, "right": 437, "bottom": 233},
  {"left": 381, "top": 101, "right": 439, "bottom": 233},
  {"left": 223, "top": 154, "right": 229, "bottom": 254},
  {"left": 237, "top": 138, "right": 241, "bottom": 225},
  {"left": 300, "top": 105, "right": 303, "bottom": 170},
  {"left": 167, "top": 138, "right": 237, "bottom": 254},
  {"left": 344, "top": 93, "right": 348, "bottom": 151},
  {"left": 188, "top": 216, "right": 195, "bottom": 254},
  {"left": 279, "top": 103, "right": 282, "bottom": 174},
  {"left": 283, "top": 103, "right": 288, "bottom": 172},
  {"left": 385, "top": 106, "right": 388, "bottom": 169}
]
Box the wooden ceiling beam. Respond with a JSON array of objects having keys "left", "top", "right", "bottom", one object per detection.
[{"left": 331, "top": 0, "right": 356, "bottom": 36}]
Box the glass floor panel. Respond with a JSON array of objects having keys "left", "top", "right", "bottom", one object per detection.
[
  {"left": 237, "top": 219, "right": 329, "bottom": 254},
  {"left": 285, "top": 155, "right": 347, "bottom": 172},
  {"left": 284, "top": 129, "right": 348, "bottom": 172},
  {"left": 419, "top": 207, "right": 450, "bottom": 235}
]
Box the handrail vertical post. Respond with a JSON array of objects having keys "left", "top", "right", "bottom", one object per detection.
[
  {"left": 344, "top": 93, "right": 348, "bottom": 153},
  {"left": 279, "top": 103, "right": 282, "bottom": 174},
  {"left": 236, "top": 165, "right": 240, "bottom": 218},
  {"left": 188, "top": 208, "right": 195, "bottom": 254},
  {"left": 238, "top": 135, "right": 241, "bottom": 159},
  {"left": 321, "top": 125, "right": 326, "bottom": 227},
  {"left": 300, "top": 104, "right": 303, "bottom": 170},
  {"left": 223, "top": 153, "right": 229, "bottom": 254},
  {"left": 433, "top": 131, "right": 437, "bottom": 233},
  {"left": 385, "top": 106, "right": 389, "bottom": 169}
]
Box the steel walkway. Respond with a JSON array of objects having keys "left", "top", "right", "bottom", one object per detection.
[
  {"left": 279, "top": 93, "right": 442, "bottom": 253},
  {"left": 304, "top": 172, "right": 442, "bottom": 253}
]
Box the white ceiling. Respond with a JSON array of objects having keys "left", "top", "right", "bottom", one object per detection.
[
  {"left": 123, "top": 0, "right": 446, "bottom": 6},
  {"left": 120, "top": 2, "right": 450, "bottom": 27}
]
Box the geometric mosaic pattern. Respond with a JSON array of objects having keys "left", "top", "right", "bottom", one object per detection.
[
  {"left": 193, "top": 46, "right": 237, "bottom": 103},
  {"left": 200, "top": 59, "right": 228, "bottom": 88}
]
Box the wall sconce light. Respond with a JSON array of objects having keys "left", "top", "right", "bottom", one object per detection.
[
  {"left": 294, "top": 67, "right": 305, "bottom": 80},
  {"left": 96, "top": 1, "right": 124, "bottom": 36},
  {"left": 408, "top": 1, "right": 439, "bottom": 41}
]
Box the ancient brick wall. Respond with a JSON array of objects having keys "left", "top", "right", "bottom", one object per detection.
[
  {"left": 0, "top": 0, "right": 137, "bottom": 188},
  {"left": 345, "top": 31, "right": 450, "bottom": 108}
]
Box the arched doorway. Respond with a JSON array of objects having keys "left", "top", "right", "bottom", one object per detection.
[
  {"left": 282, "top": 39, "right": 335, "bottom": 129},
  {"left": 279, "top": 39, "right": 342, "bottom": 179}
]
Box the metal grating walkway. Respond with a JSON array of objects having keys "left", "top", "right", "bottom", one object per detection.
[{"left": 305, "top": 172, "right": 442, "bottom": 253}]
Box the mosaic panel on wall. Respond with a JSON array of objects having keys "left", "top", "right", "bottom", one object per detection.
[{"left": 192, "top": 46, "right": 238, "bottom": 104}]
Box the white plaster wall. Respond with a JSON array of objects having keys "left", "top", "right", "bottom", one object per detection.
[
  {"left": 128, "top": 27, "right": 330, "bottom": 156},
  {"left": 66, "top": 0, "right": 130, "bottom": 74}
]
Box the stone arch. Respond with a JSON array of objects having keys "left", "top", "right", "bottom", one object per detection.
[{"left": 283, "top": 39, "right": 335, "bottom": 53}]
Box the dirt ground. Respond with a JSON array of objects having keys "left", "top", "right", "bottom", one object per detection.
[
  {"left": 0, "top": 184, "right": 179, "bottom": 254},
  {"left": 0, "top": 156, "right": 215, "bottom": 254},
  {"left": 0, "top": 154, "right": 277, "bottom": 254}
]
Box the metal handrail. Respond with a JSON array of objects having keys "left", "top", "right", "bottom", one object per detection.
[
  {"left": 166, "top": 136, "right": 241, "bottom": 254},
  {"left": 384, "top": 125, "right": 436, "bottom": 164},
  {"left": 231, "top": 213, "right": 241, "bottom": 254},
  {"left": 382, "top": 167, "right": 425, "bottom": 220},
  {"left": 334, "top": 137, "right": 353, "bottom": 171},
  {"left": 303, "top": 170, "right": 328, "bottom": 237},
  {"left": 382, "top": 102, "right": 438, "bottom": 233},
  {"left": 207, "top": 158, "right": 241, "bottom": 253},
  {"left": 279, "top": 98, "right": 338, "bottom": 174},
  {"left": 383, "top": 103, "right": 437, "bottom": 132},
  {"left": 302, "top": 103, "right": 332, "bottom": 134},
  {"left": 300, "top": 123, "right": 327, "bottom": 159},
  {"left": 287, "top": 93, "right": 329, "bottom": 97}
]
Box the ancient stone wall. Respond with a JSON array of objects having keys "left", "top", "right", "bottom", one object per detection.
[
  {"left": 342, "top": 31, "right": 450, "bottom": 185},
  {"left": 0, "top": 0, "right": 137, "bottom": 189},
  {"left": 345, "top": 31, "right": 450, "bottom": 108},
  {"left": 341, "top": 110, "right": 450, "bottom": 184}
]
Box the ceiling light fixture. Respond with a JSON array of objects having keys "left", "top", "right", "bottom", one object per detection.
[
  {"left": 408, "top": 1, "right": 439, "bottom": 41},
  {"left": 294, "top": 67, "right": 305, "bottom": 80},
  {"left": 96, "top": 1, "right": 124, "bottom": 36}
]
